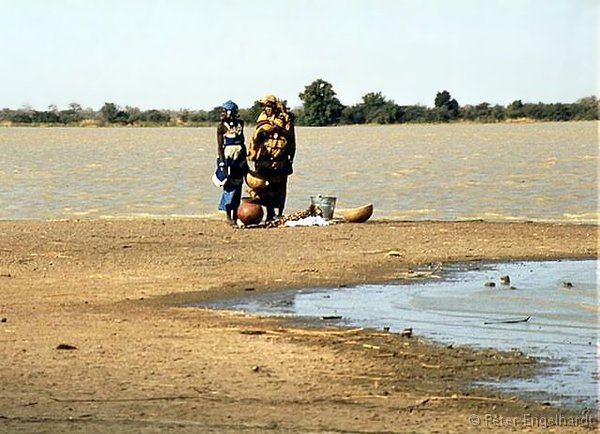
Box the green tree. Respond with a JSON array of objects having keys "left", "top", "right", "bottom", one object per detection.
[
  {"left": 125, "top": 106, "right": 142, "bottom": 123},
  {"left": 475, "top": 103, "right": 492, "bottom": 120},
  {"left": 400, "top": 105, "right": 431, "bottom": 123},
  {"left": 69, "top": 102, "right": 82, "bottom": 112},
  {"left": 490, "top": 104, "right": 506, "bottom": 122},
  {"left": 99, "top": 102, "right": 130, "bottom": 124},
  {"left": 178, "top": 109, "right": 190, "bottom": 123},
  {"left": 242, "top": 100, "right": 262, "bottom": 124},
  {"left": 206, "top": 107, "right": 221, "bottom": 123},
  {"left": 434, "top": 90, "right": 459, "bottom": 121},
  {"left": 506, "top": 100, "right": 524, "bottom": 119},
  {"left": 298, "top": 79, "right": 344, "bottom": 126},
  {"left": 189, "top": 110, "right": 210, "bottom": 123},
  {"left": 434, "top": 90, "right": 451, "bottom": 108},
  {"left": 572, "top": 96, "right": 598, "bottom": 120},
  {"left": 57, "top": 108, "right": 82, "bottom": 124},
  {"left": 339, "top": 105, "right": 365, "bottom": 124},
  {"left": 100, "top": 102, "right": 119, "bottom": 123},
  {"left": 34, "top": 110, "right": 58, "bottom": 123},
  {"left": 522, "top": 103, "right": 545, "bottom": 120},
  {"left": 359, "top": 92, "right": 402, "bottom": 124},
  {"left": 10, "top": 110, "right": 33, "bottom": 123},
  {"left": 140, "top": 109, "right": 170, "bottom": 123}
]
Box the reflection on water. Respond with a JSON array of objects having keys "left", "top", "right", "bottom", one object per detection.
[
  {"left": 202, "top": 259, "right": 598, "bottom": 408},
  {"left": 0, "top": 122, "right": 597, "bottom": 222}
]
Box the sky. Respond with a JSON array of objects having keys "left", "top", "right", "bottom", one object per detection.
[{"left": 1, "top": 0, "right": 598, "bottom": 111}]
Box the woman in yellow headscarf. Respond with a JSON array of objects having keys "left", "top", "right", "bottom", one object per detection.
[{"left": 246, "top": 95, "right": 296, "bottom": 221}]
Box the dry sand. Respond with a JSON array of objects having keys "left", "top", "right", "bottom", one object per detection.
[{"left": 0, "top": 218, "right": 597, "bottom": 433}]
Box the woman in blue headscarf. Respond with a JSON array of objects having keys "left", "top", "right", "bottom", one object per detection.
[{"left": 214, "top": 100, "right": 248, "bottom": 223}]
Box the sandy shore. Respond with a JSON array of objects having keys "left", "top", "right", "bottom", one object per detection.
[{"left": 0, "top": 218, "right": 597, "bottom": 433}]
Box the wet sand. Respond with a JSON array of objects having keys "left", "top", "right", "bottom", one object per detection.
[{"left": 0, "top": 218, "right": 597, "bottom": 433}]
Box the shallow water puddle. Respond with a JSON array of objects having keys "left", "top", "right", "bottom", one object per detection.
[{"left": 201, "top": 259, "right": 598, "bottom": 408}]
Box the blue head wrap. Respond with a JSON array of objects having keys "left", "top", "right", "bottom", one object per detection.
[{"left": 222, "top": 100, "right": 239, "bottom": 113}]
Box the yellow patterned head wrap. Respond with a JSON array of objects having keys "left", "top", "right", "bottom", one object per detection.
[{"left": 259, "top": 94, "right": 277, "bottom": 106}]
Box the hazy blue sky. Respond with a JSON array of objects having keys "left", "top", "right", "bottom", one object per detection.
[{"left": 2, "top": 0, "right": 598, "bottom": 111}]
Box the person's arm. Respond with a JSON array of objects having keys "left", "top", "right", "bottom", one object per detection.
[
  {"left": 239, "top": 119, "right": 245, "bottom": 145},
  {"left": 286, "top": 122, "right": 296, "bottom": 164},
  {"left": 216, "top": 123, "right": 225, "bottom": 164}
]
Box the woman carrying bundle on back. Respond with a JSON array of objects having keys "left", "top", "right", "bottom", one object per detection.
[{"left": 246, "top": 95, "right": 296, "bottom": 221}]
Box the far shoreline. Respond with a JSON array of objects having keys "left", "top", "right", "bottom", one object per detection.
[{"left": 1, "top": 119, "right": 598, "bottom": 129}]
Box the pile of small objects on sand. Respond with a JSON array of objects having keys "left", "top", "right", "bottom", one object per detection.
[{"left": 241, "top": 204, "right": 325, "bottom": 229}]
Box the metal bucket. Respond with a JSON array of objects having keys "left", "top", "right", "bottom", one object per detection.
[{"left": 310, "top": 195, "right": 337, "bottom": 220}]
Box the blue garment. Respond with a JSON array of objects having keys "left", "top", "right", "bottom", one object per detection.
[
  {"left": 212, "top": 158, "right": 227, "bottom": 186},
  {"left": 217, "top": 144, "right": 247, "bottom": 212},
  {"left": 218, "top": 181, "right": 242, "bottom": 211},
  {"left": 222, "top": 119, "right": 245, "bottom": 146}
]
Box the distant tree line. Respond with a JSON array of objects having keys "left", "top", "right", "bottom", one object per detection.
[
  {"left": 295, "top": 79, "right": 599, "bottom": 126},
  {"left": 0, "top": 103, "right": 229, "bottom": 127},
  {"left": 1, "top": 78, "right": 597, "bottom": 127}
]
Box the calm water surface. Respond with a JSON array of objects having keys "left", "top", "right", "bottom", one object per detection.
[
  {"left": 0, "top": 122, "right": 597, "bottom": 221},
  {"left": 203, "top": 259, "right": 598, "bottom": 408}
]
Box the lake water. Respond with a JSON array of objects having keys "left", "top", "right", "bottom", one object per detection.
[
  {"left": 202, "top": 259, "right": 599, "bottom": 409},
  {"left": 0, "top": 122, "right": 597, "bottom": 222}
]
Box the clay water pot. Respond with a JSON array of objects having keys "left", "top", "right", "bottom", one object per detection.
[{"left": 237, "top": 199, "right": 264, "bottom": 225}]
